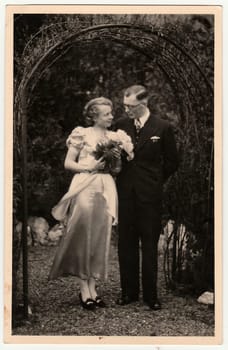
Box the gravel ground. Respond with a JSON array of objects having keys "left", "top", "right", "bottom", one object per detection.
[{"left": 13, "top": 238, "right": 214, "bottom": 337}]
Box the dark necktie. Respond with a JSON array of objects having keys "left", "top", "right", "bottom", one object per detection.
[
  {"left": 134, "top": 118, "right": 141, "bottom": 146},
  {"left": 135, "top": 118, "right": 141, "bottom": 134}
]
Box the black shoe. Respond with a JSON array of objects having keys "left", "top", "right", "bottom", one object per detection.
[
  {"left": 94, "top": 296, "right": 106, "bottom": 308},
  {"left": 145, "top": 299, "right": 162, "bottom": 311},
  {"left": 116, "top": 295, "right": 139, "bottom": 305},
  {"left": 79, "top": 293, "right": 96, "bottom": 310}
]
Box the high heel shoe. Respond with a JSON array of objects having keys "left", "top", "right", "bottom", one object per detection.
[
  {"left": 79, "top": 293, "right": 96, "bottom": 310},
  {"left": 94, "top": 295, "right": 106, "bottom": 308}
]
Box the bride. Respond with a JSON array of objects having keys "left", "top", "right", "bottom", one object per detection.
[{"left": 48, "top": 97, "right": 133, "bottom": 310}]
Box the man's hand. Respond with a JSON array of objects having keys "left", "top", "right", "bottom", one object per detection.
[{"left": 109, "top": 147, "right": 122, "bottom": 159}]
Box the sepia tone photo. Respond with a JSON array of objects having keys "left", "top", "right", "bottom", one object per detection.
[{"left": 4, "top": 4, "right": 222, "bottom": 345}]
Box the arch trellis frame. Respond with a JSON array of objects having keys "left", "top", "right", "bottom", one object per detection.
[{"left": 14, "top": 22, "right": 214, "bottom": 317}]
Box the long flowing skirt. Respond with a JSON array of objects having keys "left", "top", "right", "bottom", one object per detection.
[{"left": 49, "top": 173, "right": 117, "bottom": 280}]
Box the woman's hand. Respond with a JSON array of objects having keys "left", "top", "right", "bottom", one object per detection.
[
  {"left": 64, "top": 147, "right": 105, "bottom": 173},
  {"left": 86, "top": 157, "right": 106, "bottom": 172}
]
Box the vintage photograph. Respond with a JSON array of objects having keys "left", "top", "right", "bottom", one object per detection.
[{"left": 4, "top": 4, "right": 222, "bottom": 345}]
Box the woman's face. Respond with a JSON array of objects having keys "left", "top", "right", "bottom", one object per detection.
[{"left": 93, "top": 104, "right": 113, "bottom": 128}]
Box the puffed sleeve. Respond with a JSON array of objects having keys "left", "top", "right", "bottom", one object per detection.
[{"left": 66, "top": 127, "right": 85, "bottom": 150}]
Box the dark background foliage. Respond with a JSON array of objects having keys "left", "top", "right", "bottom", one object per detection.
[{"left": 13, "top": 14, "right": 214, "bottom": 294}]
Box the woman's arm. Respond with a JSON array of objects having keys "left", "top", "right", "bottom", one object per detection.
[{"left": 64, "top": 146, "right": 105, "bottom": 173}]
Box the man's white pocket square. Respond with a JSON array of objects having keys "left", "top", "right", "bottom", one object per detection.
[{"left": 150, "top": 136, "right": 160, "bottom": 142}]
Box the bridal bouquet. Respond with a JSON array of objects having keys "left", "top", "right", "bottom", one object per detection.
[{"left": 93, "top": 129, "right": 134, "bottom": 175}]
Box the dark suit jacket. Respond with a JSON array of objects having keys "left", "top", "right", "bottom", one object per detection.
[{"left": 115, "top": 115, "right": 179, "bottom": 203}]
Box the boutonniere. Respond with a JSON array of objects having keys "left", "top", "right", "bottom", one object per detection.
[{"left": 150, "top": 136, "right": 160, "bottom": 143}]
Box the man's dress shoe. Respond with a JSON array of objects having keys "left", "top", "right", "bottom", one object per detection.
[
  {"left": 116, "top": 295, "right": 139, "bottom": 305},
  {"left": 145, "top": 299, "right": 162, "bottom": 310}
]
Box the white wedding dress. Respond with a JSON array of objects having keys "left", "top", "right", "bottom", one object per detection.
[{"left": 49, "top": 127, "right": 118, "bottom": 281}]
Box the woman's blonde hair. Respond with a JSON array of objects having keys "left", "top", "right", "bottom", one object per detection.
[{"left": 83, "top": 97, "right": 113, "bottom": 126}]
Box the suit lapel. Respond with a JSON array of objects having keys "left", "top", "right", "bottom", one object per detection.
[
  {"left": 135, "top": 115, "right": 156, "bottom": 151},
  {"left": 122, "top": 119, "right": 136, "bottom": 145}
]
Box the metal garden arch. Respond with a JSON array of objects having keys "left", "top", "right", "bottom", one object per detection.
[{"left": 14, "top": 22, "right": 214, "bottom": 317}]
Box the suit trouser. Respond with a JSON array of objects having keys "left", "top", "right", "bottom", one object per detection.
[{"left": 118, "top": 191, "right": 162, "bottom": 301}]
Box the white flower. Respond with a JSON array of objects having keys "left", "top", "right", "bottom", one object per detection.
[{"left": 108, "top": 130, "right": 134, "bottom": 160}]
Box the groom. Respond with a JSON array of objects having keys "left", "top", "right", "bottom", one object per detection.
[{"left": 115, "top": 85, "right": 179, "bottom": 310}]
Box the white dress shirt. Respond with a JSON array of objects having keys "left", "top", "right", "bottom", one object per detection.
[{"left": 134, "top": 108, "right": 150, "bottom": 129}]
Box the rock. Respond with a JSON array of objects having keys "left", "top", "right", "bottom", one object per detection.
[
  {"left": 48, "top": 223, "right": 64, "bottom": 245},
  {"left": 15, "top": 217, "right": 50, "bottom": 246},
  {"left": 197, "top": 291, "right": 214, "bottom": 305},
  {"left": 27, "top": 216, "right": 49, "bottom": 245}
]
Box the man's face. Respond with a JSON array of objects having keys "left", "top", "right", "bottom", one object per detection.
[
  {"left": 123, "top": 91, "right": 148, "bottom": 119},
  {"left": 124, "top": 102, "right": 147, "bottom": 119}
]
